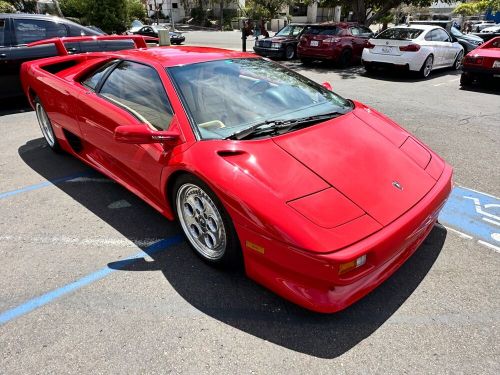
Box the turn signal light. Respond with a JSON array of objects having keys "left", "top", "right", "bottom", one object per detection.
[
  {"left": 465, "top": 56, "right": 483, "bottom": 65},
  {"left": 399, "top": 44, "right": 421, "bottom": 52},
  {"left": 338, "top": 255, "right": 367, "bottom": 275}
]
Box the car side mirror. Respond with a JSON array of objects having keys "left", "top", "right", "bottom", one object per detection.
[
  {"left": 114, "top": 125, "right": 180, "bottom": 146},
  {"left": 321, "top": 81, "right": 333, "bottom": 91}
]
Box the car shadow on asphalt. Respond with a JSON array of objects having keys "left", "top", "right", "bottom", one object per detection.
[
  {"left": 0, "top": 96, "right": 32, "bottom": 117},
  {"left": 19, "top": 138, "right": 447, "bottom": 359}
]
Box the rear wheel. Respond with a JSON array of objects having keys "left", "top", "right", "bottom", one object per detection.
[
  {"left": 420, "top": 55, "right": 434, "bottom": 78},
  {"left": 285, "top": 45, "right": 295, "bottom": 60},
  {"left": 460, "top": 72, "right": 473, "bottom": 86},
  {"left": 339, "top": 49, "right": 352, "bottom": 68},
  {"left": 173, "top": 174, "right": 242, "bottom": 268},
  {"left": 453, "top": 51, "right": 464, "bottom": 70},
  {"left": 34, "top": 97, "right": 62, "bottom": 153}
]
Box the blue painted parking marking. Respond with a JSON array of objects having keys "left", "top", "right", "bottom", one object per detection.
[
  {"left": 0, "top": 235, "right": 183, "bottom": 326},
  {"left": 439, "top": 186, "right": 500, "bottom": 251},
  {"left": 0, "top": 171, "right": 92, "bottom": 200}
]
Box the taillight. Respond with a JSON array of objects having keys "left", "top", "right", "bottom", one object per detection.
[
  {"left": 323, "top": 37, "right": 341, "bottom": 44},
  {"left": 465, "top": 55, "right": 483, "bottom": 65},
  {"left": 399, "top": 43, "right": 420, "bottom": 52},
  {"left": 366, "top": 42, "right": 375, "bottom": 49}
]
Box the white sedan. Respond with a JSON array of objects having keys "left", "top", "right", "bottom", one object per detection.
[{"left": 362, "top": 25, "right": 464, "bottom": 78}]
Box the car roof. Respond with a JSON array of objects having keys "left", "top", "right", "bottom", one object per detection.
[
  {"left": 110, "top": 46, "right": 256, "bottom": 68},
  {"left": 0, "top": 13, "right": 101, "bottom": 32},
  {"left": 392, "top": 24, "right": 438, "bottom": 31}
]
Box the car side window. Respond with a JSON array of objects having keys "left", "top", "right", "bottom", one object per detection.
[
  {"left": 0, "top": 19, "right": 7, "bottom": 47},
  {"left": 81, "top": 60, "right": 119, "bottom": 91},
  {"left": 350, "top": 27, "right": 360, "bottom": 36},
  {"left": 424, "top": 30, "right": 435, "bottom": 41},
  {"left": 13, "top": 19, "right": 68, "bottom": 45},
  {"left": 435, "top": 29, "right": 451, "bottom": 42},
  {"left": 99, "top": 61, "right": 174, "bottom": 131}
]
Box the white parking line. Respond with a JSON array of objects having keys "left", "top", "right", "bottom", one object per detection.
[
  {"left": 478, "top": 240, "right": 500, "bottom": 253},
  {"left": 444, "top": 226, "right": 473, "bottom": 239},
  {"left": 0, "top": 235, "right": 163, "bottom": 248}
]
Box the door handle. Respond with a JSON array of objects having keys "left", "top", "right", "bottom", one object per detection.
[{"left": 0, "top": 53, "right": 6, "bottom": 58}]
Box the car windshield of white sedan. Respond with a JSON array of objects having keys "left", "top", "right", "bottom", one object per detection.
[
  {"left": 376, "top": 28, "right": 423, "bottom": 40},
  {"left": 168, "top": 59, "right": 352, "bottom": 140}
]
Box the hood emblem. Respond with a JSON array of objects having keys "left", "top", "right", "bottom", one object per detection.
[{"left": 392, "top": 181, "right": 403, "bottom": 191}]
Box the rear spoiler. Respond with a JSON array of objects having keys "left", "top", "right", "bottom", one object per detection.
[{"left": 27, "top": 35, "right": 159, "bottom": 56}]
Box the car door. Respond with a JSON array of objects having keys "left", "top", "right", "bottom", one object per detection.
[
  {"left": 424, "top": 29, "right": 444, "bottom": 66},
  {"left": 434, "top": 28, "right": 457, "bottom": 65},
  {"left": 0, "top": 16, "right": 13, "bottom": 99},
  {"left": 77, "top": 60, "right": 175, "bottom": 203},
  {"left": 6, "top": 17, "right": 78, "bottom": 97}
]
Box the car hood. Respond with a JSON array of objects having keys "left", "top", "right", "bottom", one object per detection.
[
  {"left": 273, "top": 111, "right": 437, "bottom": 226},
  {"left": 460, "top": 34, "right": 483, "bottom": 43}
]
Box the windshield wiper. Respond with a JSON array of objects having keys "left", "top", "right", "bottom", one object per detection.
[{"left": 225, "top": 112, "right": 342, "bottom": 140}]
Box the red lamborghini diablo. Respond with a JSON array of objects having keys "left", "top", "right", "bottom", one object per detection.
[{"left": 20, "top": 36, "right": 452, "bottom": 313}]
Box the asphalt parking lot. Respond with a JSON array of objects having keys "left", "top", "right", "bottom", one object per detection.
[{"left": 1, "top": 31, "right": 499, "bottom": 374}]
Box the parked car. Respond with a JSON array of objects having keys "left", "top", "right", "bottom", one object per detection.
[
  {"left": 481, "top": 23, "right": 500, "bottom": 33},
  {"left": 362, "top": 25, "right": 464, "bottom": 78},
  {"left": 460, "top": 36, "right": 500, "bottom": 86},
  {"left": 471, "top": 20, "right": 496, "bottom": 32},
  {"left": 20, "top": 36, "right": 452, "bottom": 313},
  {"left": 253, "top": 23, "right": 309, "bottom": 60},
  {"left": 297, "top": 22, "right": 374, "bottom": 66},
  {"left": 129, "top": 25, "right": 185, "bottom": 45},
  {"left": 449, "top": 26, "right": 483, "bottom": 53},
  {"left": 0, "top": 13, "right": 133, "bottom": 99}
]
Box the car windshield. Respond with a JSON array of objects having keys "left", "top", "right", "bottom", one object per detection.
[
  {"left": 276, "top": 25, "right": 304, "bottom": 36},
  {"left": 450, "top": 27, "right": 463, "bottom": 37},
  {"left": 168, "top": 58, "right": 353, "bottom": 140},
  {"left": 375, "top": 28, "right": 423, "bottom": 40}
]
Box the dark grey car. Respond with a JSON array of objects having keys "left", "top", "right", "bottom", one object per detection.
[{"left": 0, "top": 13, "right": 132, "bottom": 99}]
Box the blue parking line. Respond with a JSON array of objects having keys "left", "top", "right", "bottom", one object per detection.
[
  {"left": 439, "top": 186, "right": 500, "bottom": 248},
  {"left": 0, "top": 235, "right": 183, "bottom": 326},
  {"left": 0, "top": 171, "right": 92, "bottom": 200}
]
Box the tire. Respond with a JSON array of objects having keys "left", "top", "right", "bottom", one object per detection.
[
  {"left": 420, "top": 55, "right": 434, "bottom": 78},
  {"left": 460, "top": 73, "right": 473, "bottom": 86},
  {"left": 34, "top": 97, "right": 62, "bottom": 153},
  {"left": 285, "top": 44, "right": 295, "bottom": 60},
  {"left": 453, "top": 51, "right": 463, "bottom": 70},
  {"left": 172, "top": 174, "right": 242, "bottom": 269},
  {"left": 339, "top": 49, "right": 352, "bottom": 68}
]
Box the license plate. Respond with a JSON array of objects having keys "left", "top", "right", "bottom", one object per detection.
[
  {"left": 381, "top": 46, "right": 393, "bottom": 54},
  {"left": 310, "top": 40, "right": 319, "bottom": 47},
  {"left": 493, "top": 60, "right": 500, "bottom": 68}
]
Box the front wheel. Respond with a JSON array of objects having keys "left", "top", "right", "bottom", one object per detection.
[
  {"left": 420, "top": 55, "right": 434, "bottom": 78},
  {"left": 284, "top": 45, "right": 295, "bottom": 60},
  {"left": 173, "top": 175, "right": 242, "bottom": 268},
  {"left": 339, "top": 49, "right": 352, "bottom": 68},
  {"left": 460, "top": 72, "right": 473, "bottom": 86},
  {"left": 34, "top": 97, "right": 62, "bottom": 153}
]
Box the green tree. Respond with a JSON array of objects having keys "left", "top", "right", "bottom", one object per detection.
[
  {"left": 0, "top": 0, "right": 16, "bottom": 12},
  {"left": 248, "top": 0, "right": 294, "bottom": 19},
  {"left": 59, "top": 0, "right": 87, "bottom": 18},
  {"left": 127, "top": 0, "right": 146, "bottom": 22},
  {"left": 453, "top": 0, "right": 500, "bottom": 16},
  {"left": 5, "top": 0, "right": 37, "bottom": 12},
  {"left": 86, "top": 0, "right": 129, "bottom": 33}
]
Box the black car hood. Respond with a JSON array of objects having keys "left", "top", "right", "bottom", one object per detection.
[
  {"left": 459, "top": 34, "right": 483, "bottom": 43},
  {"left": 262, "top": 35, "right": 298, "bottom": 43}
]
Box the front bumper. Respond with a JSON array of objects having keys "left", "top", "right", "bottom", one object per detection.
[
  {"left": 253, "top": 46, "right": 285, "bottom": 58},
  {"left": 238, "top": 164, "right": 453, "bottom": 313}
]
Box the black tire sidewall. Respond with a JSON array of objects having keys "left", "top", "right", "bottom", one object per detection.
[
  {"left": 285, "top": 45, "right": 295, "bottom": 60},
  {"left": 172, "top": 174, "right": 243, "bottom": 269}
]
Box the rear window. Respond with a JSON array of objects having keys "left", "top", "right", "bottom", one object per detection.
[
  {"left": 304, "top": 27, "right": 340, "bottom": 36},
  {"left": 375, "top": 28, "right": 423, "bottom": 40}
]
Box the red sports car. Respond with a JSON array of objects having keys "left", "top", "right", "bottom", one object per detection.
[
  {"left": 21, "top": 36, "right": 452, "bottom": 313},
  {"left": 461, "top": 36, "right": 500, "bottom": 86}
]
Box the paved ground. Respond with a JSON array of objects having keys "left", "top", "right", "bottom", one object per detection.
[{"left": 1, "top": 31, "right": 499, "bottom": 374}]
